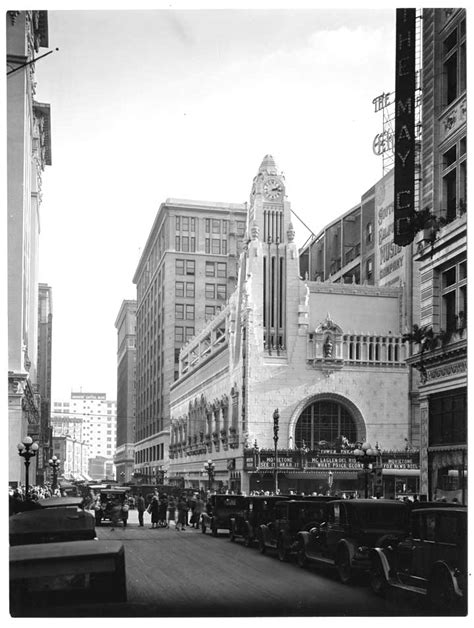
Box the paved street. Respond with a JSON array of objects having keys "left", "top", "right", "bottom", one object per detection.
[{"left": 80, "top": 509, "right": 430, "bottom": 617}]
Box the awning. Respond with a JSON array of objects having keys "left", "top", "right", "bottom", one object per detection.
[{"left": 382, "top": 469, "right": 420, "bottom": 477}]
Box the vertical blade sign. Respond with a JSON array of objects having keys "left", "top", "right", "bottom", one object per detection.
[{"left": 394, "top": 9, "right": 416, "bottom": 246}]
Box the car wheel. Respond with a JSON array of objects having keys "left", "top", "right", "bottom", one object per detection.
[
  {"left": 258, "top": 534, "right": 266, "bottom": 554},
  {"left": 277, "top": 538, "right": 288, "bottom": 562},
  {"left": 370, "top": 559, "right": 387, "bottom": 596},
  {"left": 428, "top": 569, "right": 458, "bottom": 611},
  {"left": 336, "top": 547, "right": 352, "bottom": 584},
  {"left": 297, "top": 543, "right": 308, "bottom": 568}
]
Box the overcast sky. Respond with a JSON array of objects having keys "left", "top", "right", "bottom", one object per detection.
[{"left": 30, "top": 4, "right": 396, "bottom": 401}]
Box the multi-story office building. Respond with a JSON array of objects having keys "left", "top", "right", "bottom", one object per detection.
[
  {"left": 7, "top": 10, "right": 52, "bottom": 485},
  {"left": 406, "top": 8, "right": 467, "bottom": 503},
  {"left": 36, "top": 283, "right": 54, "bottom": 484},
  {"left": 51, "top": 392, "right": 117, "bottom": 479},
  {"left": 51, "top": 435, "right": 89, "bottom": 481},
  {"left": 133, "top": 199, "right": 248, "bottom": 482},
  {"left": 114, "top": 300, "right": 137, "bottom": 483}
]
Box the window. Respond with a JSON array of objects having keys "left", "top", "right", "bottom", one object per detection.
[
  {"left": 205, "top": 262, "right": 215, "bottom": 277},
  {"left": 175, "top": 282, "right": 184, "bottom": 297},
  {"left": 205, "top": 305, "right": 215, "bottom": 321},
  {"left": 212, "top": 219, "right": 221, "bottom": 234},
  {"left": 205, "top": 284, "right": 215, "bottom": 299},
  {"left": 190, "top": 217, "right": 196, "bottom": 232},
  {"left": 216, "top": 284, "right": 227, "bottom": 301},
  {"left": 443, "top": 19, "right": 466, "bottom": 105},
  {"left": 441, "top": 260, "right": 466, "bottom": 334},
  {"left": 185, "top": 327, "right": 194, "bottom": 342},
  {"left": 205, "top": 238, "right": 210, "bottom": 254},
  {"left": 211, "top": 239, "right": 221, "bottom": 255},
  {"left": 441, "top": 137, "right": 467, "bottom": 221},
  {"left": 366, "top": 222, "right": 373, "bottom": 244},
  {"left": 205, "top": 218, "right": 210, "bottom": 233},
  {"left": 186, "top": 260, "right": 195, "bottom": 275},
  {"left": 175, "top": 304, "right": 184, "bottom": 320},
  {"left": 366, "top": 258, "right": 373, "bottom": 280},
  {"left": 295, "top": 399, "right": 358, "bottom": 449},
  {"left": 175, "top": 236, "right": 180, "bottom": 251},
  {"left": 175, "top": 326, "right": 184, "bottom": 343},
  {"left": 190, "top": 237, "right": 196, "bottom": 252},
  {"left": 185, "top": 305, "right": 195, "bottom": 320},
  {"left": 429, "top": 389, "right": 467, "bottom": 446},
  {"left": 182, "top": 216, "right": 189, "bottom": 231},
  {"left": 222, "top": 239, "right": 227, "bottom": 255},
  {"left": 237, "top": 221, "right": 246, "bottom": 237},
  {"left": 185, "top": 282, "right": 195, "bottom": 298},
  {"left": 181, "top": 237, "right": 189, "bottom": 252},
  {"left": 176, "top": 259, "right": 184, "bottom": 275},
  {"left": 222, "top": 220, "right": 228, "bottom": 234},
  {"left": 217, "top": 262, "right": 227, "bottom": 278}
]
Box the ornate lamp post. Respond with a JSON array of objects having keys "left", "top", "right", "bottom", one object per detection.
[
  {"left": 353, "top": 442, "right": 380, "bottom": 498},
  {"left": 17, "top": 436, "right": 39, "bottom": 498},
  {"left": 204, "top": 459, "right": 215, "bottom": 492},
  {"left": 48, "top": 455, "right": 61, "bottom": 492},
  {"left": 273, "top": 409, "right": 279, "bottom": 494}
]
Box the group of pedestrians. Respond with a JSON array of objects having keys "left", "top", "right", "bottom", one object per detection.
[{"left": 135, "top": 491, "right": 206, "bottom": 530}]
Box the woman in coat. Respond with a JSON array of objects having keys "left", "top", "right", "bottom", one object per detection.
[
  {"left": 148, "top": 495, "right": 160, "bottom": 529},
  {"left": 176, "top": 495, "right": 188, "bottom": 531}
]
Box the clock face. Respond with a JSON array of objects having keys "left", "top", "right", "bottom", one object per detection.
[{"left": 263, "top": 178, "right": 284, "bottom": 200}]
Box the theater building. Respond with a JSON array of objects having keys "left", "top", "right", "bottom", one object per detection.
[{"left": 169, "top": 156, "right": 417, "bottom": 496}]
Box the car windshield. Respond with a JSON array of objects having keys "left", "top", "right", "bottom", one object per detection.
[{"left": 356, "top": 504, "right": 407, "bottom": 528}]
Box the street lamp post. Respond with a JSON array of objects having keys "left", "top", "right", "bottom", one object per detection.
[
  {"left": 48, "top": 455, "right": 61, "bottom": 492},
  {"left": 273, "top": 409, "right": 279, "bottom": 494},
  {"left": 17, "top": 436, "right": 39, "bottom": 498},
  {"left": 204, "top": 459, "right": 215, "bottom": 493},
  {"left": 353, "top": 442, "right": 380, "bottom": 498}
]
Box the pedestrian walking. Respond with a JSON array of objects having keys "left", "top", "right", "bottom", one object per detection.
[
  {"left": 158, "top": 493, "right": 168, "bottom": 527},
  {"left": 193, "top": 494, "right": 205, "bottom": 529},
  {"left": 148, "top": 495, "right": 160, "bottom": 529},
  {"left": 136, "top": 492, "right": 146, "bottom": 527},
  {"left": 176, "top": 495, "right": 188, "bottom": 531},
  {"left": 167, "top": 495, "right": 176, "bottom": 527}
]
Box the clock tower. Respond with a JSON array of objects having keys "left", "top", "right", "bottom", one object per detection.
[{"left": 245, "top": 155, "right": 299, "bottom": 356}]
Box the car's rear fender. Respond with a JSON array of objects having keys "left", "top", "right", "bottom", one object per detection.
[{"left": 431, "top": 561, "right": 464, "bottom": 598}]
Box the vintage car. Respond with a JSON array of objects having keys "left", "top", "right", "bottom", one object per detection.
[
  {"left": 369, "top": 505, "right": 467, "bottom": 613},
  {"left": 258, "top": 498, "right": 334, "bottom": 561},
  {"left": 10, "top": 497, "right": 96, "bottom": 546},
  {"left": 296, "top": 499, "right": 410, "bottom": 584},
  {"left": 229, "top": 495, "right": 290, "bottom": 546},
  {"left": 94, "top": 487, "right": 130, "bottom": 527},
  {"left": 201, "top": 494, "right": 248, "bottom": 536}
]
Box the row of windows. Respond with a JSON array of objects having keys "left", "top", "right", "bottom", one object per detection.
[
  {"left": 175, "top": 216, "right": 246, "bottom": 237},
  {"left": 205, "top": 238, "right": 228, "bottom": 255},
  {"left": 135, "top": 443, "right": 165, "bottom": 463},
  {"left": 175, "top": 326, "right": 195, "bottom": 344},
  {"left": 175, "top": 236, "right": 196, "bottom": 252},
  {"left": 175, "top": 304, "right": 195, "bottom": 320}
]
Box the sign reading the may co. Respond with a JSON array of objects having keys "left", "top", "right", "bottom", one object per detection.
[{"left": 394, "top": 8, "right": 416, "bottom": 246}]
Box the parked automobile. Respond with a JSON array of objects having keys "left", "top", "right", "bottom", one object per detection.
[
  {"left": 201, "top": 494, "right": 248, "bottom": 536},
  {"left": 94, "top": 487, "right": 130, "bottom": 527},
  {"left": 296, "top": 499, "right": 410, "bottom": 584},
  {"left": 369, "top": 505, "right": 467, "bottom": 613},
  {"left": 10, "top": 497, "right": 96, "bottom": 546},
  {"left": 229, "top": 495, "right": 290, "bottom": 546},
  {"left": 258, "top": 498, "right": 334, "bottom": 561}
]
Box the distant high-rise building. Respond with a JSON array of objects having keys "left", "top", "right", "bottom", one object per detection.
[
  {"left": 114, "top": 300, "right": 137, "bottom": 484},
  {"left": 51, "top": 392, "right": 117, "bottom": 479},
  {"left": 7, "top": 10, "right": 52, "bottom": 486},
  {"left": 133, "top": 198, "right": 248, "bottom": 483},
  {"left": 36, "top": 283, "right": 53, "bottom": 484}
]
